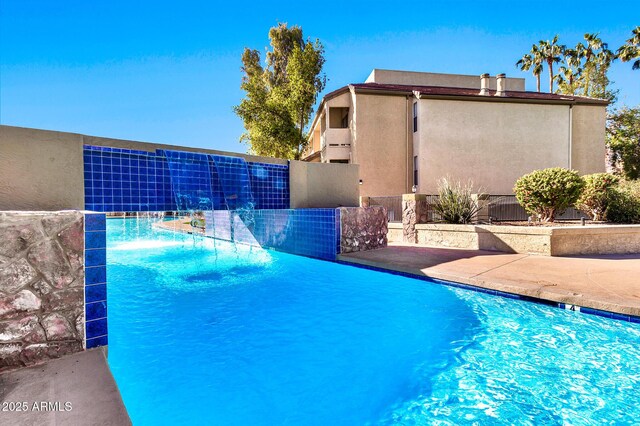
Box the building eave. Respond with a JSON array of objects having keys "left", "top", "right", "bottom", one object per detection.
[{"left": 351, "top": 85, "right": 609, "bottom": 106}]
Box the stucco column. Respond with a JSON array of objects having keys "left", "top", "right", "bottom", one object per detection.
[{"left": 402, "top": 193, "right": 427, "bottom": 243}]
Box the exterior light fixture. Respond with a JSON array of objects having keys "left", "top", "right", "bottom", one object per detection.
[
  {"left": 358, "top": 179, "right": 363, "bottom": 185},
  {"left": 411, "top": 185, "right": 417, "bottom": 193}
]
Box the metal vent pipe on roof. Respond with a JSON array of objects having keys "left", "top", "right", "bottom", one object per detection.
[{"left": 495, "top": 73, "right": 506, "bottom": 96}]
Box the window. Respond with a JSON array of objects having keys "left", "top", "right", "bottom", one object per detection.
[
  {"left": 413, "top": 156, "right": 418, "bottom": 186},
  {"left": 329, "top": 159, "right": 349, "bottom": 164},
  {"left": 413, "top": 102, "right": 418, "bottom": 133},
  {"left": 329, "top": 107, "right": 349, "bottom": 128}
]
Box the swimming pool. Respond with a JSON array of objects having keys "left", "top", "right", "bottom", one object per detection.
[{"left": 106, "top": 218, "right": 640, "bottom": 425}]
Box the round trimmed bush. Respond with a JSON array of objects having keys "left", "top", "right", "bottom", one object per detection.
[
  {"left": 607, "top": 180, "right": 640, "bottom": 224},
  {"left": 514, "top": 168, "right": 584, "bottom": 222},
  {"left": 576, "top": 173, "right": 619, "bottom": 221}
]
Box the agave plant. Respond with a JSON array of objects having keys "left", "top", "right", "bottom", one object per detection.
[{"left": 433, "top": 178, "right": 483, "bottom": 224}]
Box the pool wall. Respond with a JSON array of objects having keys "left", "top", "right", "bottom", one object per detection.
[
  {"left": 203, "top": 206, "right": 388, "bottom": 260},
  {"left": 0, "top": 125, "right": 359, "bottom": 211},
  {"left": 83, "top": 145, "right": 290, "bottom": 212},
  {"left": 205, "top": 209, "right": 340, "bottom": 260},
  {"left": 0, "top": 211, "right": 107, "bottom": 371}
]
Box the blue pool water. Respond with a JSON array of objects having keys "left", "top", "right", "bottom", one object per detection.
[{"left": 106, "top": 219, "right": 640, "bottom": 425}]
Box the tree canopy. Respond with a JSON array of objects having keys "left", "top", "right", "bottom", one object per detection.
[
  {"left": 234, "top": 23, "right": 326, "bottom": 160},
  {"left": 607, "top": 107, "right": 640, "bottom": 180},
  {"left": 515, "top": 32, "right": 622, "bottom": 101},
  {"left": 617, "top": 26, "right": 640, "bottom": 71}
]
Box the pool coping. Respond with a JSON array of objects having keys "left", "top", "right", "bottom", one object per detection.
[
  {"left": 0, "top": 347, "right": 131, "bottom": 425},
  {"left": 336, "top": 256, "right": 640, "bottom": 324}
]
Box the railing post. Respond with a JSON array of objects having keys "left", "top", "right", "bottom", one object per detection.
[
  {"left": 359, "top": 196, "right": 370, "bottom": 208},
  {"left": 402, "top": 193, "right": 426, "bottom": 243}
]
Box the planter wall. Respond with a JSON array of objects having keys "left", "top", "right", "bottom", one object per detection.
[{"left": 388, "top": 222, "right": 640, "bottom": 256}]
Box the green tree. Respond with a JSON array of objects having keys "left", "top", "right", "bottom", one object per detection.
[
  {"left": 521, "top": 33, "right": 617, "bottom": 101},
  {"left": 617, "top": 26, "right": 640, "bottom": 70},
  {"left": 556, "top": 47, "right": 583, "bottom": 94},
  {"left": 580, "top": 33, "right": 616, "bottom": 101},
  {"left": 538, "top": 35, "right": 564, "bottom": 93},
  {"left": 234, "top": 23, "right": 326, "bottom": 159},
  {"left": 516, "top": 45, "right": 543, "bottom": 92},
  {"left": 607, "top": 106, "right": 640, "bottom": 180}
]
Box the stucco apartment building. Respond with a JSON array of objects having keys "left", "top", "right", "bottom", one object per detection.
[{"left": 302, "top": 69, "right": 608, "bottom": 196}]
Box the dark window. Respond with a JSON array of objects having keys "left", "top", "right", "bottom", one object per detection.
[
  {"left": 413, "top": 102, "right": 418, "bottom": 133},
  {"left": 329, "top": 107, "right": 349, "bottom": 129},
  {"left": 329, "top": 159, "right": 349, "bottom": 164},
  {"left": 413, "top": 156, "right": 418, "bottom": 186}
]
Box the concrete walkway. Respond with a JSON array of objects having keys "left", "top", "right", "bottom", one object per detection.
[
  {"left": 339, "top": 243, "right": 640, "bottom": 317},
  {"left": 0, "top": 348, "right": 130, "bottom": 426}
]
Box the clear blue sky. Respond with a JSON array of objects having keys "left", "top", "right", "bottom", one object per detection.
[{"left": 1, "top": 1, "right": 638, "bottom": 153}]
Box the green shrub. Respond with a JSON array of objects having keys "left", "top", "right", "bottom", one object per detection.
[
  {"left": 433, "top": 178, "right": 482, "bottom": 224},
  {"left": 514, "top": 168, "right": 584, "bottom": 222},
  {"left": 607, "top": 180, "right": 640, "bottom": 223},
  {"left": 576, "top": 173, "right": 619, "bottom": 221}
]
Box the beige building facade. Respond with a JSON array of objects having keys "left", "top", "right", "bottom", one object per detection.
[{"left": 302, "top": 69, "right": 608, "bottom": 196}]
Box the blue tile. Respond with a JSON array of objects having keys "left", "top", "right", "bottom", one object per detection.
[
  {"left": 85, "top": 266, "right": 107, "bottom": 285},
  {"left": 85, "top": 248, "right": 106, "bottom": 267},
  {"left": 85, "top": 284, "right": 106, "bottom": 303},
  {"left": 83, "top": 145, "right": 290, "bottom": 212},
  {"left": 611, "top": 312, "right": 630, "bottom": 322},
  {"left": 86, "top": 318, "right": 108, "bottom": 338},
  {"left": 86, "top": 301, "right": 107, "bottom": 321},
  {"left": 85, "top": 231, "right": 106, "bottom": 249},
  {"left": 86, "top": 334, "right": 108, "bottom": 349}
]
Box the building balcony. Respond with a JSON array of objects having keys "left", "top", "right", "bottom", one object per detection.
[{"left": 321, "top": 128, "right": 351, "bottom": 162}]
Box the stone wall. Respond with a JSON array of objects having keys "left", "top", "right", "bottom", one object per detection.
[
  {"left": 401, "top": 194, "right": 428, "bottom": 243},
  {"left": 0, "top": 212, "right": 85, "bottom": 370},
  {"left": 388, "top": 222, "right": 640, "bottom": 256},
  {"left": 340, "top": 206, "right": 388, "bottom": 253}
]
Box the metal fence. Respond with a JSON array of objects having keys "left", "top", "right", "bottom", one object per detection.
[
  {"left": 418, "top": 195, "right": 442, "bottom": 223},
  {"left": 369, "top": 196, "right": 403, "bottom": 222},
  {"left": 486, "top": 195, "right": 586, "bottom": 221},
  {"left": 370, "top": 194, "right": 586, "bottom": 223}
]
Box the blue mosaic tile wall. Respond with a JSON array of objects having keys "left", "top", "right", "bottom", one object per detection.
[
  {"left": 205, "top": 209, "right": 340, "bottom": 260},
  {"left": 211, "top": 154, "right": 254, "bottom": 210},
  {"left": 84, "top": 213, "right": 108, "bottom": 349},
  {"left": 84, "top": 147, "right": 175, "bottom": 212},
  {"left": 247, "top": 162, "right": 290, "bottom": 210},
  {"left": 83, "top": 146, "right": 290, "bottom": 212},
  {"left": 161, "top": 150, "right": 219, "bottom": 211}
]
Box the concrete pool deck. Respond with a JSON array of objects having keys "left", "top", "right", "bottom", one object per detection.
[
  {"left": 339, "top": 243, "right": 640, "bottom": 318},
  {"left": 0, "top": 348, "right": 131, "bottom": 425}
]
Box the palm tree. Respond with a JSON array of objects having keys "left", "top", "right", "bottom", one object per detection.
[
  {"left": 538, "top": 35, "right": 564, "bottom": 93},
  {"left": 516, "top": 45, "right": 543, "bottom": 92},
  {"left": 617, "top": 26, "right": 640, "bottom": 70},
  {"left": 556, "top": 47, "right": 584, "bottom": 94},
  {"left": 579, "top": 33, "right": 615, "bottom": 98}
]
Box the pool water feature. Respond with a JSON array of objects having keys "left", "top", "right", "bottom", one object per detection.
[{"left": 107, "top": 218, "right": 640, "bottom": 425}]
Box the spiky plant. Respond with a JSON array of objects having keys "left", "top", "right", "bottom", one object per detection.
[{"left": 433, "top": 178, "right": 483, "bottom": 224}]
